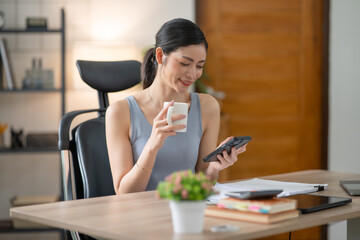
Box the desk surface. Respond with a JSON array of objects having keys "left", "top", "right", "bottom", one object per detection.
[{"left": 10, "top": 170, "right": 360, "bottom": 240}]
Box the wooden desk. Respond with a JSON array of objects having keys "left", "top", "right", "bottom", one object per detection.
[{"left": 10, "top": 170, "right": 360, "bottom": 240}]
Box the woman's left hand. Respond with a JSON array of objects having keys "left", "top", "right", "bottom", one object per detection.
[{"left": 209, "top": 137, "right": 247, "bottom": 171}]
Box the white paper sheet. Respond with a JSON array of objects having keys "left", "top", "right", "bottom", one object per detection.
[{"left": 207, "top": 178, "right": 328, "bottom": 203}]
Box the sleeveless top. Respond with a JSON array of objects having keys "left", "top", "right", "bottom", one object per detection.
[{"left": 126, "top": 92, "right": 203, "bottom": 190}]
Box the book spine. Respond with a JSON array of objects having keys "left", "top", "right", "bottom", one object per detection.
[
  {"left": 0, "top": 38, "right": 14, "bottom": 90},
  {"left": 218, "top": 202, "right": 270, "bottom": 213},
  {"left": 0, "top": 53, "right": 3, "bottom": 89}
]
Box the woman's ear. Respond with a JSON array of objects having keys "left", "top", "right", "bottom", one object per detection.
[{"left": 155, "top": 47, "right": 164, "bottom": 64}]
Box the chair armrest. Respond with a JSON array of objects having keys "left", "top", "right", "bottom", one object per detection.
[{"left": 58, "top": 108, "right": 106, "bottom": 150}]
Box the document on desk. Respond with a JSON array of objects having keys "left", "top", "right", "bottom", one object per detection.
[{"left": 208, "top": 178, "right": 328, "bottom": 203}]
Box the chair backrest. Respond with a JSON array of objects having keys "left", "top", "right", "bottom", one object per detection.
[
  {"left": 59, "top": 60, "right": 141, "bottom": 203},
  {"left": 74, "top": 117, "right": 115, "bottom": 198}
]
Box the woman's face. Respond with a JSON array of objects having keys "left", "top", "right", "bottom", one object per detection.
[{"left": 159, "top": 44, "right": 207, "bottom": 93}]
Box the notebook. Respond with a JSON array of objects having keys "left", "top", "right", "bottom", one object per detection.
[{"left": 208, "top": 178, "right": 328, "bottom": 203}]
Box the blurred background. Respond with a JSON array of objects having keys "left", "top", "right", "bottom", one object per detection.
[{"left": 0, "top": 0, "right": 359, "bottom": 239}]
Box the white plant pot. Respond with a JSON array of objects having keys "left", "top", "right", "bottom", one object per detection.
[{"left": 169, "top": 200, "right": 206, "bottom": 234}]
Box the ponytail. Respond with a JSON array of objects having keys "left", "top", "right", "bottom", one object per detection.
[{"left": 141, "top": 48, "right": 157, "bottom": 89}]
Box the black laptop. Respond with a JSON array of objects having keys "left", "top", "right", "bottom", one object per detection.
[{"left": 287, "top": 194, "right": 352, "bottom": 214}]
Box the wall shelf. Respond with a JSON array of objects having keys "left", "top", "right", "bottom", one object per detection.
[
  {"left": 0, "top": 219, "right": 57, "bottom": 232},
  {"left": 0, "top": 8, "right": 66, "bottom": 116},
  {"left": 0, "top": 148, "right": 58, "bottom": 153},
  {"left": 0, "top": 88, "right": 62, "bottom": 93},
  {"left": 0, "top": 8, "right": 65, "bottom": 153},
  {"left": 0, "top": 29, "right": 62, "bottom": 33}
]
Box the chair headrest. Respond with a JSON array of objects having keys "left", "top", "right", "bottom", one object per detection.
[{"left": 76, "top": 60, "right": 141, "bottom": 92}]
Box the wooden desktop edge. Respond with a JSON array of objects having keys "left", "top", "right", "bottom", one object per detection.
[{"left": 9, "top": 170, "right": 360, "bottom": 240}]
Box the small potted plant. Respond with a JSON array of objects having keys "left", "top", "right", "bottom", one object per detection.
[{"left": 156, "top": 170, "right": 215, "bottom": 234}]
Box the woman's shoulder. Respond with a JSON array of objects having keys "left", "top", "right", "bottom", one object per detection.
[
  {"left": 106, "top": 98, "right": 129, "bottom": 120},
  {"left": 197, "top": 93, "right": 220, "bottom": 116},
  {"left": 106, "top": 91, "right": 145, "bottom": 118},
  {"left": 197, "top": 93, "right": 219, "bottom": 109}
]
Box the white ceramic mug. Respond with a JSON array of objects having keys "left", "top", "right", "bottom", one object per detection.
[{"left": 164, "top": 102, "right": 188, "bottom": 132}]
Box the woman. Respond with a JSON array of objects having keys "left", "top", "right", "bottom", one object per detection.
[{"left": 106, "top": 18, "right": 247, "bottom": 194}]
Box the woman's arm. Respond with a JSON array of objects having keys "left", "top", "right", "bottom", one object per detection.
[
  {"left": 195, "top": 94, "right": 247, "bottom": 180},
  {"left": 106, "top": 100, "right": 150, "bottom": 194},
  {"left": 195, "top": 94, "right": 221, "bottom": 179}
]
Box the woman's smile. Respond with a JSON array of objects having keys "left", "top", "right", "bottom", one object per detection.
[{"left": 179, "top": 78, "right": 193, "bottom": 87}]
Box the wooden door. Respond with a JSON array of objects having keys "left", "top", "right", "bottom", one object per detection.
[{"left": 196, "top": 0, "right": 327, "bottom": 239}]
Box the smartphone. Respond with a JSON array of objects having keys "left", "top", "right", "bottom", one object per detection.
[
  {"left": 203, "top": 136, "right": 252, "bottom": 162},
  {"left": 225, "top": 190, "right": 283, "bottom": 200}
]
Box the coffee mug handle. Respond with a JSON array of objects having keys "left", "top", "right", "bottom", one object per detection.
[{"left": 167, "top": 106, "right": 174, "bottom": 125}]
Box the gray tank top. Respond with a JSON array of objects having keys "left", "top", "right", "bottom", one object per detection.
[{"left": 126, "top": 92, "right": 203, "bottom": 190}]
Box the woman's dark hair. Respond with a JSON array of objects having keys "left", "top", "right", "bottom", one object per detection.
[{"left": 141, "top": 18, "right": 208, "bottom": 89}]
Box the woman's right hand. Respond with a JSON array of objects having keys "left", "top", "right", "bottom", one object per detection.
[{"left": 147, "top": 100, "right": 186, "bottom": 151}]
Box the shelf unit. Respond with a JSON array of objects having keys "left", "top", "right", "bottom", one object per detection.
[
  {"left": 0, "top": 219, "right": 61, "bottom": 233},
  {"left": 0, "top": 147, "right": 58, "bottom": 153},
  {"left": 0, "top": 8, "right": 65, "bottom": 149},
  {"left": 0, "top": 9, "right": 65, "bottom": 237},
  {"left": 0, "top": 88, "right": 62, "bottom": 93},
  {"left": 0, "top": 8, "right": 65, "bottom": 115}
]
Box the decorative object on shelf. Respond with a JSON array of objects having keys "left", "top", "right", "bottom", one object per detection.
[
  {"left": 0, "top": 38, "right": 15, "bottom": 90},
  {"left": 26, "top": 132, "right": 58, "bottom": 148},
  {"left": 156, "top": 170, "right": 215, "bottom": 234},
  {"left": 0, "top": 12, "right": 5, "bottom": 29},
  {"left": 11, "top": 128, "right": 23, "bottom": 149},
  {"left": 26, "top": 17, "right": 47, "bottom": 30},
  {"left": 22, "top": 58, "right": 54, "bottom": 90},
  {"left": 0, "top": 122, "right": 7, "bottom": 149}
]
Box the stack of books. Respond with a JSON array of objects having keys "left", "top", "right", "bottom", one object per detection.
[{"left": 205, "top": 197, "right": 299, "bottom": 224}]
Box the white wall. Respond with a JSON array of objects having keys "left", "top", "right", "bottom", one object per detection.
[
  {"left": 0, "top": 1, "right": 194, "bottom": 238},
  {"left": 328, "top": 0, "right": 360, "bottom": 239},
  {"left": 329, "top": 0, "right": 360, "bottom": 173}
]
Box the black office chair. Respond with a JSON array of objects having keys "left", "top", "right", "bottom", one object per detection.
[{"left": 58, "top": 60, "right": 141, "bottom": 240}]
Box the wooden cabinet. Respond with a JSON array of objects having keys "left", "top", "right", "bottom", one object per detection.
[
  {"left": 196, "top": 1, "right": 327, "bottom": 239},
  {"left": 196, "top": 0, "right": 325, "bottom": 180}
]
